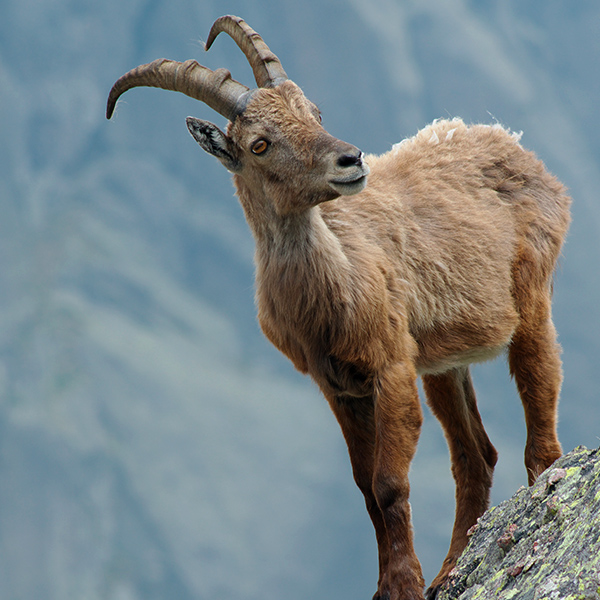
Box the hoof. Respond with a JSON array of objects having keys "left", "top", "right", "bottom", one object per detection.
[{"left": 425, "top": 584, "right": 440, "bottom": 600}]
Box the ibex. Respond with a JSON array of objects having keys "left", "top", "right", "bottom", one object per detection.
[{"left": 107, "top": 15, "right": 571, "bottom": 600}]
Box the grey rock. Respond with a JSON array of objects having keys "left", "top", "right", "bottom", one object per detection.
[{"left": 436, "top": 446, "right": 600, "bottom": 600}]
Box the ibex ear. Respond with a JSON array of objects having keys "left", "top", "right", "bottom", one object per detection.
[{"left": 186, "top": 117, "right": 241, "bottom": 173}]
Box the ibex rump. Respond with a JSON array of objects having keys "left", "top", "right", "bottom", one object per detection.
[{"left": 107, "top": 16, "right": 571, "bottom": 600}]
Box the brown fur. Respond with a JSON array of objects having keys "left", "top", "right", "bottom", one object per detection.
[{"left": 198, "top": 83, "right": 570, "bottom": 599}]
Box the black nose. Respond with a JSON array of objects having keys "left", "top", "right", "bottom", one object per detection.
[{"left": 337, "top": 151, "right": 363, "bottom": 168}]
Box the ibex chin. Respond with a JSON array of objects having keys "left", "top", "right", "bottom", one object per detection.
[{"left": 107, "top": 15, "right": 571, "bottom": 600}]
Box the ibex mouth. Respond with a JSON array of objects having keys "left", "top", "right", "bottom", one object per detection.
[{"left": 329, "top": 168, "right": 370, "bottom": 196}]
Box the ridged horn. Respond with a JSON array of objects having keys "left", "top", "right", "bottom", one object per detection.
[
  {"left": 205, "top": 15, "right": 288, "bottom": 89},
  {"left": 106, "top": 58, "right": 250, "bottom": 121}
]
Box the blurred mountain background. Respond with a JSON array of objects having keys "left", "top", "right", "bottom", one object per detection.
[{"left": 1, "top": 0, "right": 599, "bottom": 598}]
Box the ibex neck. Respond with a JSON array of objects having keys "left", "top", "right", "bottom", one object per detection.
[
  {"left": 234, "top": 176, "right": 348, "bottom": 263},
  {"left": 239, "top": 194, "right": 352, "bottom": 295},
  {"left": 252, "top": 202, "right": 358, "bottom": 360},
  {"left": 258, "top": 205, "right": 350, "bottom": 274}
]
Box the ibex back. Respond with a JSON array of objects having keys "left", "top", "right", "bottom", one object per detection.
[{"left": 107, "top": 15, "right": 571, "bottom": 600}]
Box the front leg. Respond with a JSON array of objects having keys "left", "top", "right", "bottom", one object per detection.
[
  {"left": 327, "top": 393, "right": 391, "bottom": 594},
  {"left": 372, "top": 363, "right": 424, "bottom": 600}
]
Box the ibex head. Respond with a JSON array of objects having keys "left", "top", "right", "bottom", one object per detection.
[{"left": 107, "top": 15, "right": 370, "bottom": 215}]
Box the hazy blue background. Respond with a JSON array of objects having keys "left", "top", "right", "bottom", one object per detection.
[{"left": 1, "top": 1, "right": 599, "bottom": 598}]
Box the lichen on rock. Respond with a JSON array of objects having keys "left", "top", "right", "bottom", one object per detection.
[{"left": 436, "top": 446, "right": 600, "bottom": 600}]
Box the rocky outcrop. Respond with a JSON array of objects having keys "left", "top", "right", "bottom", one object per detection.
[{"left": 437, "top": 446, "right": 600, "bottom": 600}]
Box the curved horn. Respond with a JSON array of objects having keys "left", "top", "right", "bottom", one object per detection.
[
  {"left": 205, "top": 15, "right": 288, "bottom": 89},
  {"left": 106, "top": 58, "right": 250, "bottom": 121}
]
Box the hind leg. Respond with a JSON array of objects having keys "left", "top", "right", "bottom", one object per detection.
[
  {"left": 509, "top": 304, "right": 563, "bottom": 485},
  {"left": 422, "top": 367, "right": 497, "bottom": 599}
]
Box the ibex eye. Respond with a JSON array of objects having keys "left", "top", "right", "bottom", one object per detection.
[{"left": 251, "top": 139, "right": 269, "bottom": 155}]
